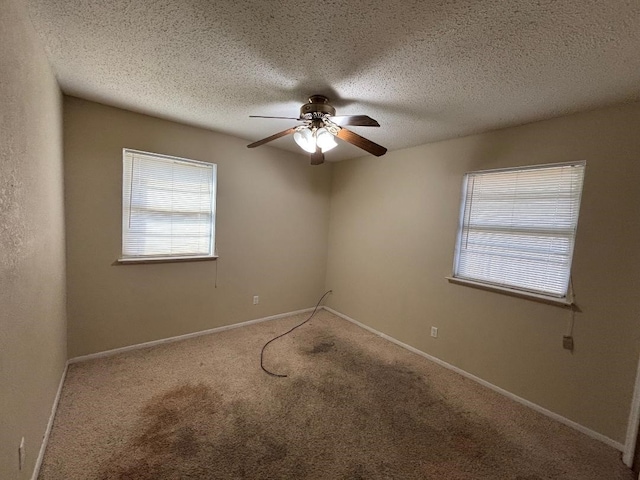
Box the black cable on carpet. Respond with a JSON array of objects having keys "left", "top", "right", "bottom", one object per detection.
[{"left": 260, "top": 290, "right": 332, "bottom": 377}]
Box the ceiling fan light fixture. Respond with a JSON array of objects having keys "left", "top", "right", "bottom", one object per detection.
[
  {"left": 315, "top": 127, "right": 338, "bottom": 153},
  {"left": 293, "top": 128, "right": 316, "bottom": 153},
  {"left": 247, "top": 95, "right": 387, "bottom": 163}
]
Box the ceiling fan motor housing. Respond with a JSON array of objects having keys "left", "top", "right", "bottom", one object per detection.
[{"left": 300, "top": 95, "right": 336, "bottom": 118}]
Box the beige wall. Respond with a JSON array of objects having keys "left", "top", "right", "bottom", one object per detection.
[
  {"left": 325, "top": 102, "right": 640, "bottom": 444},
  {"left": 64, "top": 97, "right": 332, "bottom": 357},
  {"left": 0, "top": 0, "right": 67, "bottom": 478}
]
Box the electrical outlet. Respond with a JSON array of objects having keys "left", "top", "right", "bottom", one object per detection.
[
  {"left": 431, "top": 326, "right": 438, "bottom": 338},
  {"left": 563, "top": 335, "right": 574, "bottom": 351},
  {"left": 253, "top": 295, "right": 259, "bottom": 305},
  {"left": 18, "top": 437, "right": 25, "bottom": 470}
]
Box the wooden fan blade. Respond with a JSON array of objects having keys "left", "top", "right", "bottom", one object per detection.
[
  {"left": 330, "top": 115, "right": 380, "bottom": 127},
  {"left": 250, "top": 115, "right": 302, "bottom": 120},
  {"left": 310, "top": 145, "right": 324, "bottom": 165},
  {"left": 336, "top": 128, "right": 387, "bottom": 156},
  {"left": 247, "top": 127, "right": 297, "bottom": 148}
]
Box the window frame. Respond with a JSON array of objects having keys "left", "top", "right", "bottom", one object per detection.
[
  {"left": 118, "top": 148, "right": 218, "bottom": 265},
  {"left": 448, "top": 161, "right": 586, "bottom": 306}
]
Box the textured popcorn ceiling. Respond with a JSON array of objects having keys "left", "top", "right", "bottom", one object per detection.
[{"left": 28, "top": 0, "right": 640, "bottom": 161}]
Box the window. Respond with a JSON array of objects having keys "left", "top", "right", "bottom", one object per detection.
[
  {"left": 452, "top": 161, "right": 585, "bottom": 302},
  {"left": 120, "top": 149, "right": 217, "bottom": 262}
]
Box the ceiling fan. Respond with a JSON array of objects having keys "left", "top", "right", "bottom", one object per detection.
[{"left": 247, "top": 95, "right": 387, "bottom": 165}]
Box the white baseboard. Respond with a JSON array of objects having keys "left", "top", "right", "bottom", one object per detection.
[
  {"left": 323, "top": 306, "right": 624, "bottom": 452},
  {"left": 68, "top": 307, "right": 316, "bottom": 364},
  {"left": 622, "top": 351, "right": 640, "bottom": 466},
  {"left": 32, "top": 362, "right": 68, "bottom": 480}
]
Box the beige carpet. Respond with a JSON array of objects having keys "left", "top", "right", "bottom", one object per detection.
[{"left": 39, "top": 310, "right": 632, "bottom": 479}]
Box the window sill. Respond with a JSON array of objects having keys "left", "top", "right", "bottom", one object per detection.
[
  {"left": 445, "top": 276, "right": 574, "bottom": 308},
  {"left": 114, "top": 255, "right": 218, "bottom": 265}
]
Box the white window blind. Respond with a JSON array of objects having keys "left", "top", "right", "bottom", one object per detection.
[
  {"left": 121, "top": 149, "right": 217, "bottom": 260},
  {"left": 453, "top": 161, "right": 585, "bottom": 299}
]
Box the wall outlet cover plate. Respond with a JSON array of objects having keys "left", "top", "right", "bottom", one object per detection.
[{"left": 563, "top": 335, "right": 574, "bottom": 351}]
